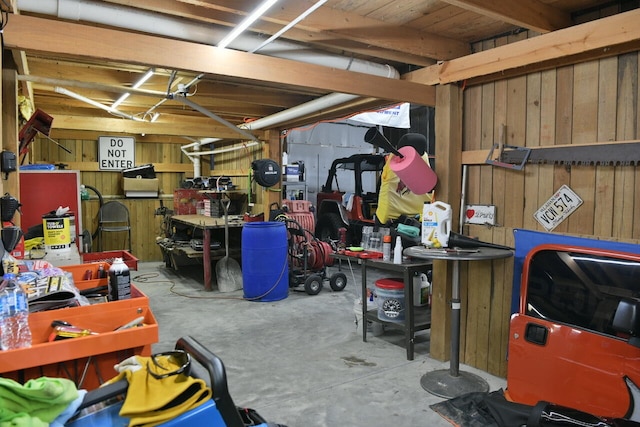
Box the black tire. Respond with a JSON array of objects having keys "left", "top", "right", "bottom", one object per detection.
[
  {"left": 304, "top": 274, "right": 323, "bottom": 295},
  {"left": 329, "top": 272, "right": 347, "bottom": 291},
  {"left": 315, "top": 213, "right": 344, "bottom": 242}
]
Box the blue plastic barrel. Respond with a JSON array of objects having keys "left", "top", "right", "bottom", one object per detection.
[{"left": 242, "top": 221, "right": 289, "bottom": 302}]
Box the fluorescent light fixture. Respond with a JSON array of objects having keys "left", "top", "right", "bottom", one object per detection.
[
  {"left": 217, "top": 0, "right": 279, "bottom": 49},
  {"left": 112, "top": 68, "right": 155, "bottom": 109},
  {"left": 150, "top": 112, "right": 160, "bottom": 122},
  {"left": 111, "top": 92, "right": 131, "bottom": 109},
  {"left": 55, "top": 86, "right": 143, "bottom": 121},
  {"left": 251, "top": 0, "right": 327, "bottom": 53}
]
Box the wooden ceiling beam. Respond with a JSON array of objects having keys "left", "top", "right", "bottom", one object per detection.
[
  {"left": 440, "top": 0, "right": 572, "bottom": 33},
  {"left": 267, "top": 1, "right": 470, "bottom": 60},
  {"left": 51, "top": 114, "right": 267, "bottom": 139},
  {"left": 103, "top": 0, "right": 468, "bottom": 61},
  {"left": 4, "top": 14, "right": 435, "bottom": 107},
  {"left": 407, "top": 8, "right": 640, "bottom": 86}
]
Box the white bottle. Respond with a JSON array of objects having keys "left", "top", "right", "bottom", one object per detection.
[
  {"left": 382, "top": 235, "right": 392, "bottom": 261},
  {"left": 393, "top": 236, "right": 403, "bottom": 264},
  {"left": 0, "top": 273, "right": 33, "bottom": 350}
]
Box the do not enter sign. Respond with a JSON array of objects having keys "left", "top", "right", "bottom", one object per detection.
[{"left": 99, "top": 136, "right": 135, "bottom": 170}]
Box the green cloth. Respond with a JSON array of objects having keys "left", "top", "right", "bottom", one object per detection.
[
  {"left": 0, "top": 377, "right": 78, "bottom": 426},
  {"left": 0, "top": 410, "right": 48, "bottom": 427}
]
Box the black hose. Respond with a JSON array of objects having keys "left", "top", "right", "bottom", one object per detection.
[{"left": 83, "top": 184, "right": 103, "bottom": 241}]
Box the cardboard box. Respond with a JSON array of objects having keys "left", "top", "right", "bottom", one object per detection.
[
  {"left": 285, "top": 164, "right": 300, "bottom": 182},
  {"left": 123, "top": 177, "right": 159, "bottom": 197}
]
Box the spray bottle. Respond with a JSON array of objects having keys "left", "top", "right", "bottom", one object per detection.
[{"left": 393, "top": 236, "right": 403, "bottom": 264}]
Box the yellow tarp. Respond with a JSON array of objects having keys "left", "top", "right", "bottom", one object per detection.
[{"left": 376, "top": 154, "right": 434, "bottom": 224}]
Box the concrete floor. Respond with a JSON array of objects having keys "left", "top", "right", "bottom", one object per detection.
[{"left": 131, "top": 260, "right": 506, "bottom": 427}]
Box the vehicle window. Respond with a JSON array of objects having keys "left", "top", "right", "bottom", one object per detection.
[
  {"left": 361, "top": 170, "right": 379, "bottom": 194},
  {"left": 526, "top": 249, "right": 640, "bottom": 336},
  {"left": 360, "top": 158, "right": 383, "bottom": 195},
  {"left": 333, "top": 164, "right": 355, "bottom": 192}
]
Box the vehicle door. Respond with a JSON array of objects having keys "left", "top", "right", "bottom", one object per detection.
[{"left": 507, "top": 244, "right": 640, "bottom": 420}]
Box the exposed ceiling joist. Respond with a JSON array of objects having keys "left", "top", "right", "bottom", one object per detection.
[
  {"left": 106, "top": 0, "right": 469, "bottom": 61},
  {"left": 52, "top": 114, "right": 267, "bottom": 139},
  {"left": 8, "top": 0, "right": 637, "bottom": 139},
  {"left": 409, "top": 8, "right": 640, "bottom": 86},
  {"left": 262, "top": 1, "right": 471, "bottom": 60},
  {"left": 440, "top": 0, "right": 573, "bottom": 33},
  {"left": 4, "top": 14, "right": 436, "bottom": 106}
]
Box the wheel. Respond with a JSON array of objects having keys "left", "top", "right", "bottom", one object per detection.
[
  {"left": 329, "top": 272, "right": 347, "bottom": 291},
  {"left": 315, "top": 213, "right": 343, "bottom": 242},
  {"left": 304, "top": 274, "right": 323, "bottom": 295}
]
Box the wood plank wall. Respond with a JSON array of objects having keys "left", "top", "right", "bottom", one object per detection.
[
  {"left": 459, "top": 33, "right": 640, "bottom": 377},
  {"left": 27, "top": 131, "right": 268, "bottom": 261}
]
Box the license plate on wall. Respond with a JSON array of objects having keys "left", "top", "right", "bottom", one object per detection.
[{"left": 534, "top": 185, "right": 583, "bottom": 231}]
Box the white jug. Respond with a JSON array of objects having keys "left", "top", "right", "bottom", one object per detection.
[{"left": 413, "top": 272, "right": 431, "bottom": 307}]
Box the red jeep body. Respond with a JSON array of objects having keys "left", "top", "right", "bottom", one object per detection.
[{"left": 507, "top": 244, "right": 640, "bottom": 421}]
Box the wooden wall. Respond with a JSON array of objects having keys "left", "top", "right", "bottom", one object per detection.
[
  {"left": 456, "top": 33, "right": 640, "bottom": 377},
  {"left": 27, "top": 131, "right": 269, "bottom": 261}
]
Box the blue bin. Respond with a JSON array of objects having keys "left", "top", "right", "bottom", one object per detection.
[
  {"left": 67, "top": 399, "right": 226, "bottom": 427},
  {"left": 242, "top": 221, "right": 289, "bottom": 302}
]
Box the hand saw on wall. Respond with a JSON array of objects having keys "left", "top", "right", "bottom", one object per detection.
[{"left": 486, "top": 139, "right": 640, "bottom": 169}]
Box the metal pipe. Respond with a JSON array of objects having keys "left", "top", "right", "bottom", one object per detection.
[
  {"left": 173, "top": 94, "right": 258, "bottom": 142},
  {"left": 459, "top": 165, "right": 468, "bottom": 234},
  {"left": 54, "top": 86, "right": 142, "bottom": 121}
]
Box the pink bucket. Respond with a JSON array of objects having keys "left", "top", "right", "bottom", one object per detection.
[{"left": 389, "top": 146, "right": 437, "bottom": 195}]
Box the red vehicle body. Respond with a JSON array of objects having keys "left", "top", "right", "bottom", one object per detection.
[
  {"left": 314, "top": 154, "right": 384, "bottom": 245},
  {"left": 506, "top": 244, "right": 640, "bottom": 421}
]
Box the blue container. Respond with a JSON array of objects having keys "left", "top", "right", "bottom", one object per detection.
[
  {"left": 66, "top": 399, "right": 226, "bottom": 427},
  {"left": 242, "top": 221, "right": 289, "bottom": 302}
]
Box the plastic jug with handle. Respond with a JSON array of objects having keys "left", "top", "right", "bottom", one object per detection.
[{"left": 421, "top": 201, "right": 452, "bottom": 248}]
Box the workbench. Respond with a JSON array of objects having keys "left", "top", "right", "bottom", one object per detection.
[
  {"left": 332, "top": 253, "right": 432, "bottom": 360},
  {"left": 160, "top": 214, "right": 244, "bottom": 291}
]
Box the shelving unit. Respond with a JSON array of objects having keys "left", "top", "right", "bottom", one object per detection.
[
  {"left": 283, "top": 180, "right": 308, "bottom": 200},
  {"left": 332, "top": 253, "right": 432, "bottom": 361}
]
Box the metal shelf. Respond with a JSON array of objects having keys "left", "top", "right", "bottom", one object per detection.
[{"left": 283, "top": 180, "right": 307, "bottom": 200}]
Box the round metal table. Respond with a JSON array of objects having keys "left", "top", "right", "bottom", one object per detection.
[{"left": 404, "top": 245, "right": 513, "bottom": 399}]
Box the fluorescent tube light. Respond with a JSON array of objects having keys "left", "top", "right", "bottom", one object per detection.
[
  {"left": 217, "top": 0, "right": 279, "bottom": 49},
  {"left": 55, "top": 86, "right": 143, "bottom": 121},
  {"left": 112, "top": 68, "right": 155, "bottom": 109},
  {"left": 111, "top": 92, "right": 131, "bottom": 109},
  {"left": 251, "top": 0, "right": 327, "bottom": 53}
]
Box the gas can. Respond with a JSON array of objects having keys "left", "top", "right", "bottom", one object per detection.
[
  {"left": 108, "top": 257, "right": 131, "bottom": 301},
  {"left": 421, "top": 201, "right": 452, "bottom": 248}
]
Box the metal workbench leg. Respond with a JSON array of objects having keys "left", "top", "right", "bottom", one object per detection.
[
  {"left": 405, "top": 267, "right": 415, "bottom": 361},
  {"left": 203, "top": 229, "right": 212, "bottom": 291},
  {"left": 362, "top": 261, "right": 368, "bottom": 343}
]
